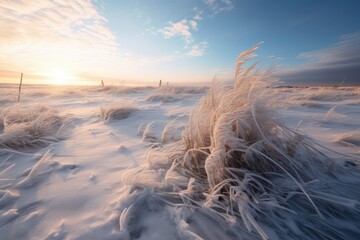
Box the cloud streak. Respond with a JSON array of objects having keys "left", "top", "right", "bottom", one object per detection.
[
  {"left": 158, "top": 19, "right": 198, "bottom": 44},
  {"left": 276, "top": 33, "right": 360, "bottom": 86}
]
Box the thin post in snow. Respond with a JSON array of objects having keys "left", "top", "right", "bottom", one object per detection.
[{"left": 17, "top": 73, "right": 23, "bottom": 103}]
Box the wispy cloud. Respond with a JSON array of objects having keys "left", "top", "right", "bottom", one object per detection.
[
  {"left": 158, "top": 6, "right": 211, "bottom": 58},
  {"left": 157, "top": 1, "right": 234, "bottom": 60},
  {"left": 158, "top": 19, "right": 198, "bottom": 44},
  {"left": 187, "top": 42, "right": 208, "bottom": 57},
  {"left": 156, "top": 0, "right": 236, "bottom": 60},
  {"left": 204, "top": 0, "right": 234, "bottom": 14},
  {"left": 0, "top": 0, "right": 116, "bottom": 48},
  {"left": 276, "top": 33, "right": 360, "bottom": 86},
  {"left": 0, "top": 0, "right": 120, "bottom": 81}
]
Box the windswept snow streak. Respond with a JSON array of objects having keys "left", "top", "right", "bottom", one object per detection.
[{"left": 119, "top": 44, "right": 360, "bottom": 240}]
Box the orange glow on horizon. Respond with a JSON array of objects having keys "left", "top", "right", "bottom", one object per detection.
[
  {"left": 34, "top": 69, "right": 95, "bottom": 86},
  {"left": 49, "top": 68, "right": 72, "bottom": 85}
]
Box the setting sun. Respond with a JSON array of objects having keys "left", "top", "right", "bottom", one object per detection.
[{"left": 50, "top": 68, "right": 71, "bottom": 85}]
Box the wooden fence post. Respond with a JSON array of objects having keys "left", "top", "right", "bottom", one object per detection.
[{"left": 17, "top": 73, "right": 23, "bottom": 103}]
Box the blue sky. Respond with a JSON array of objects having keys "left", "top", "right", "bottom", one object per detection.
[{"left": 0, "top": 0, "right": 359, "bottom": 85}]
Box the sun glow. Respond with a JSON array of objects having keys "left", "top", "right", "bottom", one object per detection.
[{"left": 50, "top": 68, "right": 72, "bottom": 85}]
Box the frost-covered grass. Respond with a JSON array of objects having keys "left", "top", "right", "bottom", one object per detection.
[
  {"left": 85, "top": 85, "right": 153, "bottom": 95},
  {"left": 334, "top": 130, "right": 360, "bottom": 147},
  {"left": 100, "top": 106, "right": 137, "bottom": 122},
  {"left": 0, "top": 105, "right": 68, "bottom": 150},
  {"left": 305, "top": 86, "right": 360, "bottom": 101},
  {"left": 146, "top": 85, "right": 208, "bottom": 102},
  {"left": 100, "top": 100, "right": 137, "bottom": 122},
  {"left": 120, "top": 44, "right": 360, "bottom": 240}
]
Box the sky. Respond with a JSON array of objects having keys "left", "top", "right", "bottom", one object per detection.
[{"left": 0, "top": 0, "right": 359, "bottom": 86}]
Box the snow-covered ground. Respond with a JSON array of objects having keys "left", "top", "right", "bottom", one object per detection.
[
  {"left": 0, "top": 84, "right": 207, "bottom": 239},
  {"left": 1, "top": 76, "right": 359, "bottom": 238}
]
